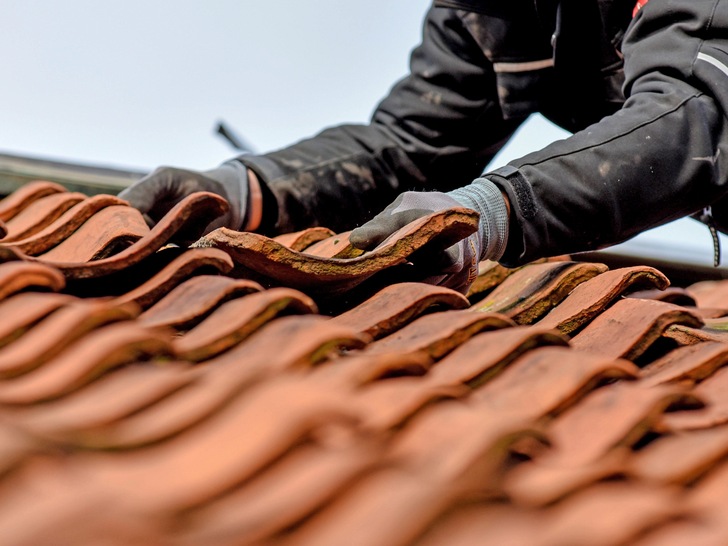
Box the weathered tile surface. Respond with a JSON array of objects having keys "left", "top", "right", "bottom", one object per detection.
[{"left": 1, "top": 183, "right": 728, "bottom": 545}]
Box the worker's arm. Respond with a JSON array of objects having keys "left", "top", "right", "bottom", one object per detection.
[
  {"left": 237, "top": 6, "right": 523, "bottom": 234},
  {"left": 488, "top": 0, "right": 728, "bottom": 266}
]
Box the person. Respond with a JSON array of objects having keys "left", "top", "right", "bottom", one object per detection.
[{"left": 119, "top": 0, "right": 728, "bottom": 293}]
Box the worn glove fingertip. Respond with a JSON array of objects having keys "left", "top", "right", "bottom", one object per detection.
[{"left": 349, "top": 225, "right": 381, "bottom": 251}]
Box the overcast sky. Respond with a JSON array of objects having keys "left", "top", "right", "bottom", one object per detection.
[
  {"left": 0, "top": 1, "right": 723, "bottom": 267},
  {"left": 0, "top": 1, "right": 566, "bottom": 171}
]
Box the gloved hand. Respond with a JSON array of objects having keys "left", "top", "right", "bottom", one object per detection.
[
  {"left": 118, "top": 161, "right": 250, "bottom": 231},
  {"left": 349, "top": 178, "right": 509, "bottom": 293}
]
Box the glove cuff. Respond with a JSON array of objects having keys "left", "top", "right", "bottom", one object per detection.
[
  {"left": 206, "top": 161, "right": 250, "bottom": 230},
  {"left": 447, "top": 177, "right": 509, "bottom": 261}
]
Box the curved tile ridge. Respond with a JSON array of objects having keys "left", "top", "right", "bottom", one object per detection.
[
  {"left": 36, "top": 205, "right": 149, "bottom": 263},
  {"left": 138, "top": 275, "right": 264, "bottom": 330},
  {"left": 639, "top": 341, "right": 728, "bottom": 387},
  {"left": 538, "top": 266, "right": 670, "bottom": 335},
  {"left": 74, "top": 315, "right": 369, "bottom": 449},
  {"left": 0, "top": 300, "right": 138, "bottom": 378},
  {"left": 0, "top": 261, "right": 65, "bottom": 300},
  {"left": 688, "top": 278, "right": 728, "bottom": 309},
  {"left": 2, "top": 192, "right": 85, "bottom": 242},
  {"left": 473, "top": 261, "right": 608, "bottom": 324},
  {"left": 330, "top": 282, "right": 470, "bottom": 340},
  {"left": 0, "top": 322, "right": 174, "bottom": 405},
  {"left": 503, "top": 383, "right": 697, "bottom": 506},
  {"left": 175, "top": 440, "right": 380, "bottom": 546},
  {"left": 174, "top": 287, "right": 318, "bottom": 362},
  {"left": 1, "top": 195, "right": 128, "bottom": 255},
  {"left": 192, "top": 207, "right": 479, "bottom": 294},
  {"left": 629, "top": 426, "right": 728, "bottom": 486},
  {"left": 0, "top": 181, "right": 66, "bottom": 221},
  {"left": 661, "top": 367, "right": 728, "bottom": 431},
  {"left": 0, "top": 293, "right": 73, "bottom": 348},
  {"left": 363, "top": 309, "right": 514, "bottom": 361},
  {"left": 570, "top": 298, "right": 704, "bottom": 361},
  {"left": 272, "top": 227, "right": 336, "bottom": 251},
  {"left": 31, "top": 192, "right": 228, "bottom": 279},
  {"left": 111, "top": 248, "right": 234, "bottom": 310},
  {"left": 18, "top": 362, "right": 198, "bottom": 442},
  {"left": 470, "top": 346, "right": 639, "bottom": 422},
  {"left": 80, "top": 374, "right": 362, "bottom": 516}
]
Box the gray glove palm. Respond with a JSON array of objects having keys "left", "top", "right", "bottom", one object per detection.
[
  {"left": 349, "top": 178, "right": 509, "bottom": 294},
  {"left": 118, "top": 161, "right": 249, "bottom": 231}
]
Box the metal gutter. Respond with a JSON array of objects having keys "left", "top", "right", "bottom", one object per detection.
[{"left": 0, "top": 152, "right": 145, "bottom": 196}]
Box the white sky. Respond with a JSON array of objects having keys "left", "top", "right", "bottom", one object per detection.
[{"left": 0, "top": 1, "right": 724, "bottom": 269}]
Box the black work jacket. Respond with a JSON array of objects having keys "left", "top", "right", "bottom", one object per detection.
[{"left": 241, "top": 0, "right": 728, "bottom": 266}]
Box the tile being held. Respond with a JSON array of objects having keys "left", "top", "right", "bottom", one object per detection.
[
  {"left": 193, "top": 208, "right": 479, "bottom": 295},
  {"left": 272, "top": 226, "right": 336, "bottom": 251}
]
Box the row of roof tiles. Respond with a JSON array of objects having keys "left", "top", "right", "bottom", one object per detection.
[{"left": 0, "top": 182, "right": 728, "bottom": 544}]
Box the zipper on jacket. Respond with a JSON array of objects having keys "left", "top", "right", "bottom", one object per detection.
[{"left": 693, "top": 206, "right": 722, "bottom": 267}]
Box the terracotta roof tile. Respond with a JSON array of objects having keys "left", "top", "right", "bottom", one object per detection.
[
  {"left": 570, "top": 298, "right": 704, "bottom": 360},
  {"left": 0, "top": 292, "right": 73, "bottom": 347},
  {"left": 473, "top": 261, "right": 608, "bottom": 324},
  {"left": 0, "top": 195, "right": 127, "bottom": 256},
  {"left": 111, "top": 247, "right": 234, "bottom": 309},
  {"left": 33, "top": 191, "right": 228, "bottom": 279},
  {"left": 0, "top": 261, "right": 66, "bottom": 298},
  {"left": 364, "top": 309, "right": 513, "bottom": 360},
  {"left": 137, "top": 275, "right": 263, "bottom": 330},
  {"left": 272, "top": 226, "right": 336, "bottom": 251},
  {"left": 1, "top": 192, "right": 85, "bottom": 242},
  {"left": 0, "top": 322, "right": 172, "bottom": 405},
  {"left": 174, "top": 287, "right": 318, "bottom": 361},
  {"left": 0, "top": 300, "right": 138, "bottom": 378},
  {"left": 330, "top": 282, "right": 470, "bottom": 339},
  {"left": 193, "top": 207, "right": 479, "bottom": 295},
  {"left": 4, "top": 182, "right": 728, "bottom": 544},
  {"left": 537, "top": 265, "right": 670, "bottom": 334},
  {"left": 0, "top": 180, "right": 66, "bottom": 221}
]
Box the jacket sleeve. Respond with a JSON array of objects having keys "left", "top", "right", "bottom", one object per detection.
[
  {"left": 238, "top": 7, "right": 522, "bottom": 234},
  {"left": 489, "top": 0, "right": 728, "bottom": 267}
]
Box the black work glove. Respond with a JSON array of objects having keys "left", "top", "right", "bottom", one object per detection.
[
  {"left": 118, "top": 161, "right": 249, "bottom": 231},
  {"left": 349, "top": 179, "right": 509, "bottom": 294}
]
